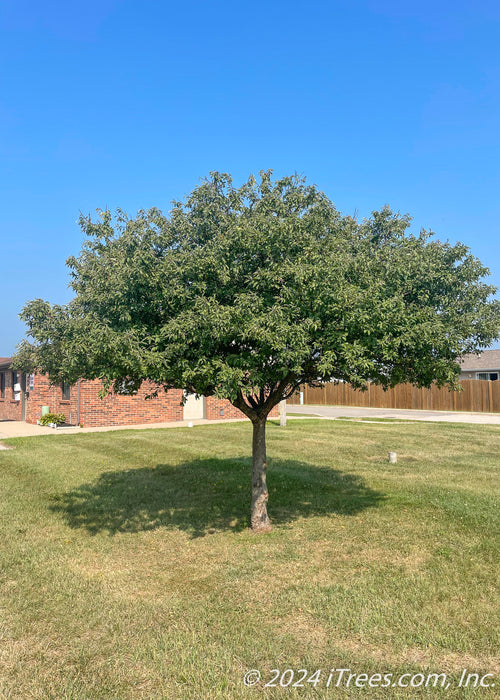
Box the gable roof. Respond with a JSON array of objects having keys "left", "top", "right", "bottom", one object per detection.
[
  {"left": 459, "top": 349, "right": 500, "bottom": 371},
  {"left": 0, "top": 357, "right": 12, "bottom": 368}
]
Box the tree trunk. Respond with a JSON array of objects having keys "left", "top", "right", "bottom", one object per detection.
[{"left": 251, "top": 417, "right": 272, "bottom": 532}]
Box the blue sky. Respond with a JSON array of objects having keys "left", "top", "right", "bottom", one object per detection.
[{"left": 1, "top": 0, "right": 499, "bottom": 354}]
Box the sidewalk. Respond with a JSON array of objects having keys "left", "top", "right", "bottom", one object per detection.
[
  {"left": 287, "top": 404, "right": 500, "bottom": 425},
  {"left": 0, "top": 417, "right": 247, "bottom": 440}
]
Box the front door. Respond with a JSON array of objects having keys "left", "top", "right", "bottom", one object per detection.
[{"left": 183, "top": 393, "right": 206, "bottom": 420}]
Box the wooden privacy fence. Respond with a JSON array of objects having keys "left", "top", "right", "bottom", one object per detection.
[{"left": 288, "top": 380, "right": 500, "bottom": 414}]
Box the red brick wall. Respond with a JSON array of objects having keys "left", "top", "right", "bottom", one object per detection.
[
  {"left": 4, "top": 371, "right": 279, "bottom": 427},
  {"left": 206, "top": 397, "right": 245, "bottom": 420},
  {"left": 24, "top": 374, "right": 79, "bottom": 425},
  {"left": 0, "top": 368, "right": 22, "bottom": 421},
  {"left": 269, "top": 404, "right": 280, "bottom": 418},
  {"left": 22, "top": 376, "right": 184, "bottom": 427},
  {"left": 205, "top": 397, "right": 278, "bottom": 420},
  {"left": 78, "top": 380, "right": 184, "bottom": 427},
  {"left": 77, "top": 386, "right": 278, "bottom": 426}
]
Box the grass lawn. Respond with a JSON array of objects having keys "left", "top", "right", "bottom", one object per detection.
[{"left": 0, "top": 419, "right": 498, "bottom": 699}]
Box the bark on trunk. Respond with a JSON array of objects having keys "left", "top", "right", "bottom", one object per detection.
[{"left": 251, "top": 418, "right": 272, "bottom": 532}]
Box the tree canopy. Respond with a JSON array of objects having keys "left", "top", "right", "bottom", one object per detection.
[{"left": 14, "top": 171, "right": 500, "bottom": 530}]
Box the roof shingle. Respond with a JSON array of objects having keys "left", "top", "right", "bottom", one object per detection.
[{"left": 459, "top": 349, "right": 500, "bottom": 371}]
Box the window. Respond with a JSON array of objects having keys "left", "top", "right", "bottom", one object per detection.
[
  {"left": 477, "top": 372, "right": 499, "bottom": 381},
  {"left": 61, "top": 381, "right": 71, "bottom": 401},
  {"left": 0, "top": 372, "right": 4, "bottom": 399}
]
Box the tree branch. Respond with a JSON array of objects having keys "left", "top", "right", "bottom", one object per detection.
[
  {"left": 246, "top": 392, "right": 259, "bottom": 409},
  {"left": 260, "top": 373, "right": 296, "bottom": 414},
  {"left": 233, "top": 390, "right": 257, "bottom": 422}
]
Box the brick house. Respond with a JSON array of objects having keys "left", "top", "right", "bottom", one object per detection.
[{"left": 0, "top": 357, "right": 273, "bottom": 427}]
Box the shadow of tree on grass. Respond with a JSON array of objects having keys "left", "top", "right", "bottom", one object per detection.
[{"left": 49, "top": 458, "right": 384, "bottom": 538}]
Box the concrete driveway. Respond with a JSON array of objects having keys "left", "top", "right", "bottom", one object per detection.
[{"left": 287, "top": 404, "right": 500, "bottom": 425}]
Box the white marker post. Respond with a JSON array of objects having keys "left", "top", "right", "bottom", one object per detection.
[{"left": 279, "top": 399, "right": 287, "bottom": 427}]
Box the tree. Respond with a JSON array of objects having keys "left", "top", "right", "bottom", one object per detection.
[{"left": 14, "top": 171, "right": 500, "bottom": 532}]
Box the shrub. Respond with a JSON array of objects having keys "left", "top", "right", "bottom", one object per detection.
[{"left": 39, "top": 413, "right": 66, "bottom": 426}]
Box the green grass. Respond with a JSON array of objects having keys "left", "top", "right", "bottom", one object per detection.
[
  {"left": 336, "top": 416, "right": 421, "bottom": 423},
  {"left": 0, "top": 419, "right": 499, "bottom": 699}
]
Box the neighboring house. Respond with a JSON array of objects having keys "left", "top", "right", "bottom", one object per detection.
[
  {"left": 0, "top": 357, "right": 270, "bottom": 426},
  {"left": 459, "top": 349, "right": 500, "bottom": 381}
]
